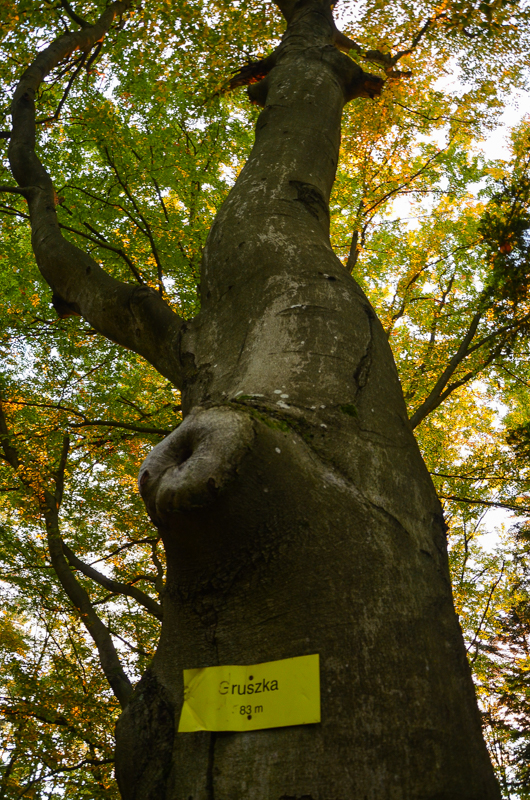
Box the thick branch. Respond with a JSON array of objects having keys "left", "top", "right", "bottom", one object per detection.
[
  {"left": 230, "top": 44, "right": 383, "bottom": 101},
  {"left": 7, "top": 0, "right": 186, "bottom": 388},
  {"left": 409, "top": 311, "right": 482, "bottom": 429},
  {"left": 61, "top": 541, "right": 163, "bottom": 619},
  {"left": 54, "top": 434, "right": 70, "bottom": 506},
  {"left": 229, "top": 50, "right": 280, "bottom": 90}
]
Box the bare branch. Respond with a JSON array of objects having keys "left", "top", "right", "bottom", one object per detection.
[
  {"left": 31, "top": 432, "right": 133, "bottom": 705},
  {"left": 467, "top": 561, "right": 505, "bottom": 664},
  {"left": 58, "top": 221, "right": 144, "bottom": 284},
  {"left": 69, "top": 419, "right": 172, "bottom": 435},
  {"left": 59, "top": 0, "right": 89, "bottom": 28},
  {"left": 151, "top": 539, "right": 165, "bottom": 594},
  {"left": 89, "top": 537, "right": 159, "bottom": 566},
  {"left": 346, "top": 229, "right": 359, "bottom": 272},
  {"left": 61, "top": 541, "right": 163, "bottom": 619},
  {"left": 440, "top": 495, "right": 530, "bottom": 514},
  {"left": 43, "top": 490, "right": 133, "bottom": 707},
  {"left": 36, "top": 51, "right": 88, "bottom": 125},
  {"left": 409, "top": 311, "right": 482, "bottom": 429},
  {"left": 16, "top": 757, "right": 113, "bottom": 798},
  {"left": 4, "top": 396, "right": 173, "bottom": 435},
  {"left": 54, "top": 433, "right": 70, "bottom": 506},
  {"left": 103, "top": 147, "right": 166, "bottom": 294},
  {"left": 363, "top": 145, "right": 449, "bottom": 218}
]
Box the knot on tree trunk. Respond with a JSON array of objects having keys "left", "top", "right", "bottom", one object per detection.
[{"left": 139, "top": 406, "right": 255, "bottom": 529}]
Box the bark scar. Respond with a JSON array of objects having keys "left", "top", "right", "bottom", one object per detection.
[
  {"left": 289, "top": 180, "right": 329, "bottom": 220},
  {"left": 206, "top": 732, "right": 216, "bottom": 800}
]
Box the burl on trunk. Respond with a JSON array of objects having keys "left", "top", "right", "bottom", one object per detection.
[{"left": 116, "top": 1, "right": 500, "bottom": 797}]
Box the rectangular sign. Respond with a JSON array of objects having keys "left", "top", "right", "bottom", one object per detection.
[{"left": 178, "top": 653, "right": 320, "bottom": 732}]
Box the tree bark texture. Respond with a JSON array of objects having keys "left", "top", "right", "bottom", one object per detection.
[{"left": 112, "top": 1, "right": 499, "bottom": 797}]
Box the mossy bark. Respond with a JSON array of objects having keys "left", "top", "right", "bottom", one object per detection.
[{"left": 115, "top": 1, "right": 501, "bottom": 797}]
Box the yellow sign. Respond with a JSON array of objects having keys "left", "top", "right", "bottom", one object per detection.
[{"left": 178, "top": 653, "right": 320, "bottom": 732}]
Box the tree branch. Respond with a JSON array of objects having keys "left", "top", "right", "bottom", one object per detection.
[
  {"left": 58, "top": 221, "right": 144, "bottom": 284},
  {"left": 362, "top": 144, "right": 449, "bottom": 218},
  {"left": 103, "top": 147, "right": 166, "bottom": 294},
  {"left": 61, "top": 541, "right": 163, "bottom": 619},
  {"left": 7, "top": 0, "right": 186, "bottom": 388},
  {"left": 36, "top": 51, "right": 87, "bottom": 125},
  {"left": 16, "top": 757, "right": 114, "bottom": 798},
  {"left": 273, "top": 0, "right": 297, "bottom": 22},
  {"left": 69, "top": 419, "right": 172, "bottom": 435},
  {"left": 36, "top": 435, "right": 133, "bottom": 707},
  {"left": 54, "top": 433, "right": 70, "bottom": 506},
  {"left": 59, "top": 0, "right": 89, "bottom": 29},
  {"left": 0, "top": 400, "right": 19, "bottom": 469},
  {"left": 43, "top": 490, "right": 133, "bottom": 707},
  {"left": 334, "top": 14, "right": 439, "bottom": 77},
  {"left": 440, "top": 495, "right": 530, "bottom": 514},
  {"left": 467, "top": 562, "right": 505, "bottom": 665},
  {"left": 409, "top": 311, "right": 482, "bottom": 429}
]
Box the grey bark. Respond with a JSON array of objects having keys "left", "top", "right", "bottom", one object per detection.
[{"left": 116, "top": 2, "right": 501, "bottom": 798}]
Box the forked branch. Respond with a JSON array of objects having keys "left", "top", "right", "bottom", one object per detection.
[
  {"left": 42, "top": 437, "right": 133, "bottom": 707},
  {"left": 62, "top": 541, "right": 163, "bottom": 619},
  {"left": 59, "top": 0, "right": 90, "bottom": 29},
  {"left": 0, "top": 407, "right": 133, "bottom": 707},
  {"left": 270, "top": 0, "right": 432, "bottom": 79}
]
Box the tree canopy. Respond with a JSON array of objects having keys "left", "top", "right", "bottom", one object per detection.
[{"left": 1, "top": 0, "right": 530, "bottom": 796}]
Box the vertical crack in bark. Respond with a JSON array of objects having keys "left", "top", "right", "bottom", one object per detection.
[
  {"left": 201, "top": 599, "right": 220, "bottom": 664},
  {"left": 353, "top": 306, "right": 374, "bottom": 395},
  {"left": 206, "top": 732, "right": 216, "bottom": 800}
]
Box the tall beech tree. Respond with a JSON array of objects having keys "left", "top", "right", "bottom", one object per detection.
[{"left": 2, "top": 0, "right": 530, "bottom": 796}]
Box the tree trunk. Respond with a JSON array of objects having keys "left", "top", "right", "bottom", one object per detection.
[{"left": 115, "top": 1, "right": 501, "bottom": 797}]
